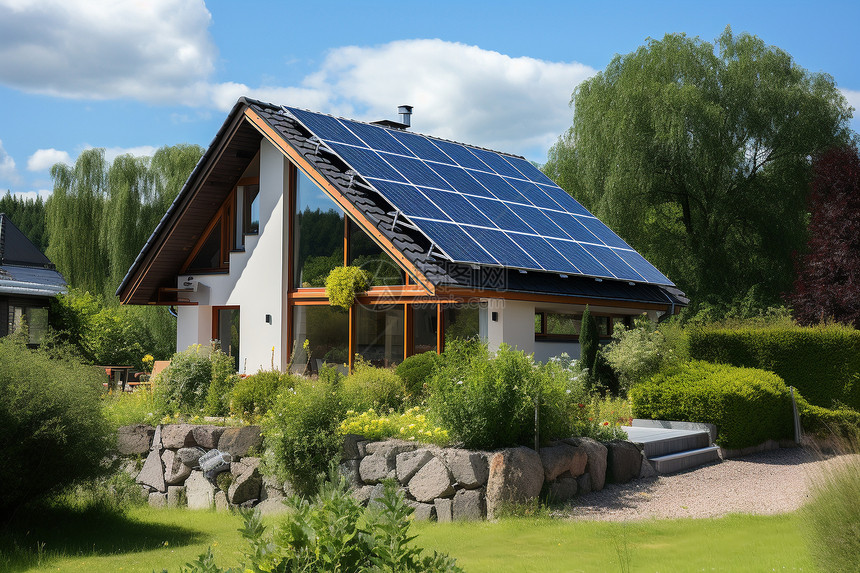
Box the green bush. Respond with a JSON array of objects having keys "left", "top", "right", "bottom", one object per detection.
[
  {"left": 429, "top": 342, "right": 582, "bottom": 449},
  {"left": 153, "top": 344, "right": 235, "bottom": 415},
  {"left": 0, "top": 337, "right": 113, "bottom": 514},
  {"left": 229, "top": 370, "right": 295, "bottom": 420},
  {"left": 341, "top": 361, "right": 406, "bottom": 412},
  {"left": 204, "top": 372, "right": 239, "bottom": 417},
  {"left": 604, "top": 318, "right": 684, "bottom": 393},
  {"left": 802, "top": 451, "right": 860, "bottom": 572},
  {"left": 396, "top": 351, "right": 440, "bottom": 402},
  {"left": 325, "top": 265, "right": 370, "bottom": 309},
  {"left": 177, "top": 475, "right": 461, "bottom": 573},
  {"left": 688, "top": 324, "right": 860, "bottom": 410},
  {"left": 261, "top": 378, "right": 347, "bottom": 496},
  {"left": 796, "top": 398, "right": 860, "bottom": 442},
  {"left": 102, "top": 385, "right": 160, "bottom": 428},
  {"left": 579, "top": 305, "right": 599, "bottom": 387},
  {"left": 630, "top": 360, "right": 794, "bottom": 449}
]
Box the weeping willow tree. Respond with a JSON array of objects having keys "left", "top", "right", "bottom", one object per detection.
[
  {"left": 45, "top": 144, "right": 203, "bottom": 361},
  {"left": 544, "top": 28, "right": 853, "bottom": 311},
  {"left": 46, "top": 144, "right": 203, "bottom": 296}
]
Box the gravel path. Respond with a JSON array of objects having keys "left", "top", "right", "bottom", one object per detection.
[{"left": 562, "top": 447, "right": 846, "bottom": 521}]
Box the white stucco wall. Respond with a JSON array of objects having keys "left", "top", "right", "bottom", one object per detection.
[
  {"left": 484, "top": 298, "right": 535, "bottom": 355},
  {"left": 175, "top": 139, "right": 289, "bottom": 373}
]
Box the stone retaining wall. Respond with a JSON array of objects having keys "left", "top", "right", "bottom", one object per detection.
[{"left": 118, "top": 424, "right": 653, "bottom": 520}]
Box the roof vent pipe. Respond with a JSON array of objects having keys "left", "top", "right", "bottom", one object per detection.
[{"left": 398, "top": 105, "right": 412, "bottom": 127}]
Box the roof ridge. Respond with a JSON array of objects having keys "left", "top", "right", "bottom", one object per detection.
[{"left": 278, "top": 103, "right": 529, "bottom": 161}]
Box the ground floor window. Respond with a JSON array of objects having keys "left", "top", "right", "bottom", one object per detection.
[
  {"left": 534, "top": 310, "right": 630, "bottom": 340},
  {"left": 412, "top": 305, "right": 438, "bottom": 354},
  {"left": 213, "top": 307, "right": 240, "bottom": 371},
  {"left": 443, "top": 304, "right": 480, "bottom": 343},
  {"left": 356, "top": 305, "right": 404, "bottom": 367},
  {"left": 291, "top": 305, "right": 349, "bottom": 374}
]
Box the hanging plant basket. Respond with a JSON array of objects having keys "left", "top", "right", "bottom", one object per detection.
[{"left": 325, "top": 266, "right": 371, "bottom": 310}]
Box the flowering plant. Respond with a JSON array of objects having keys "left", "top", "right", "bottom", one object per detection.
[{"left": 339, "top": 406, "right": 450, "bottom": 445}]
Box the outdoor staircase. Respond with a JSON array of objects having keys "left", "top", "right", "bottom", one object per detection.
[{"left": 624, "top": 421, "right": 722, "bottom": 474}]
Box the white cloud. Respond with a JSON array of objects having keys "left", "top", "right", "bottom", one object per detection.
[
  {"left": 0, "top": 0, "right": 214, "bottom": 102},
  {"left": 83, "top": 145, "right": 159, "bottom": 164},
  {"left": 211, "top": 40, "right": 595, "bottom": 159},
  {"left": 0, "top": 139, "right": 19, "bottom": 185},
  {"left": 27, "top": 148, "right": 71, "bottom": 171},
  {"left": 842, "top": 88, "right": 860, "bottom": 114},
  {"left": 9, "top": 189, "right": 51, "bottom": 201}
]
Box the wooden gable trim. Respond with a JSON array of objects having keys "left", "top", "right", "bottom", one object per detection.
[
  {"left": 435, "top": 285, "right": 672, "bottom": 311},
  {"left": 120, "top": 108, "right": 253, "bottom": 304},
  {"left": 243, "top": 107, "right": 436, "bottom": 296}
]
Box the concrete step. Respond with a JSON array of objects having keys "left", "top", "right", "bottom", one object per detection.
[
  {"left": 624, "top": 426, "right": 711, "bottom": 458},
  {"left": 648, "top": 445, "right": 721, "bottom": 474}
]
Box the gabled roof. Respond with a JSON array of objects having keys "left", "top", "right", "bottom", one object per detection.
[
  {"left": 0, "top": 213, "right": 67, "bottom": 297},
  {"left": 118, "top": 98, "right": 685, "bottom": 308}
]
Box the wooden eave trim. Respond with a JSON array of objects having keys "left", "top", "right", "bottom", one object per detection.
[
  {"left": 121, "top": 109, "right": 253, "bottom": 304},
  {"left": 243, "top": 107, "right": 436, "bottom": 296},
  {"left": 435, "top": 285, "right": 673, "bottom": 311}
]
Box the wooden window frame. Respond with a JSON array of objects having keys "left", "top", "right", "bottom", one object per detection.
[
  {"left": 181, "top": 189, "right": 236, "bottom": 274},
  {"left": 534, "top": 311, "right": 630, "bottom": 341}
]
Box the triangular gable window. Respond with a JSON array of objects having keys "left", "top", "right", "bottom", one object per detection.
[{"left": 187, "top": 219, "right": 223, "bottom": 271}]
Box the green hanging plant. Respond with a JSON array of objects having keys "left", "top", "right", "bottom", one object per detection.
[{"left": 325, "top": 266, "right": 371, "bottom": 310}]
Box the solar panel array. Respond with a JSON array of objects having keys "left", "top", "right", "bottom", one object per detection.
[{"left": 285, "top": 106, "right": 673, "bottom": 286}]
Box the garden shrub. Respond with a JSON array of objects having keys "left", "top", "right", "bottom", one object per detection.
[
  {"left": 579, "top": 305, "right": 599, "bottom": 387},
  {"left": 229, "top": 370, "right": 297, "bottom": 420},
  {"left": 429, "top": 342, "right": 582, "bottom": 449},
  {"left": 204, "top": 372, "right": 239, "bottom": 417},
  {"left": 339, "top": 406, "right": 450, "bottom": 445},
  {"left": 796, "top": 398, "right": 860, "bottom": 442},
  {"left": 103, "top": 385, "right": 160, "bottom": 428},
  {"left": 572, "top": 395, "right": 632, "bottom": 441},
  {"left": 341, "top": 360, "right": 406, "bottom": 412},
  {"left": 630, "top": 360, "right": 794, "bottom": 449},
  {"left": 153, "top": 343, "right": 235, "bottom": 415},
  {"left": 395, "top": 351, "right": 440, "bottom": 402},
  {"left": 177, "top": 475, "right": 462, "bottom": 573},
  {"left": 604, "top": 317, "right": 684, "bottom": 392},
  {"left": 688, "top": 324, "right": 860, "bottom": 410},
  {"left": 261, "top": 378, "right": 347, "bottom": 496},
  {"left": 0, "top": 337, "right": 113, "bottom": 515}
]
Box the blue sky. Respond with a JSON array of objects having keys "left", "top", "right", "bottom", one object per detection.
[{"left": 1, "top": 0, "right": 858, "bottom": 199}]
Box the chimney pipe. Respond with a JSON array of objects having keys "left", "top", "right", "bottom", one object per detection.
[{"left": 398, "top": 105, "right": 412, "bottom": 127}]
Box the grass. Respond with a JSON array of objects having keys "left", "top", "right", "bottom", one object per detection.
[{"left": 1, "top": 505, "right": 816, "bottom": 572}]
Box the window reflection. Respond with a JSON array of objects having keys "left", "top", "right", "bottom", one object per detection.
[{"left": 293, "top": 171, "right": 344, "bottom": 288}]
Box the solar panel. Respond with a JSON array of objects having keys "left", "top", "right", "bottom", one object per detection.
[{"left": 284, "top": 106, "right": 675, "bottom": 286}]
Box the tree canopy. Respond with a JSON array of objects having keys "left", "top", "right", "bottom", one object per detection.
[
  {"left": 544, "top": 27, "right": 853, "bottom": 310},
  {"left": 787, "top": 145, "right": 860, "bottom": 327}
]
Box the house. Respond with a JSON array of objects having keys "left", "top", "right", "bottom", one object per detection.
[
  {"left": 0, "top": 213, "right": 67, "bottom": 344},
  {"left": 117, "top": 98, "right": 685, "bottom": 374}
]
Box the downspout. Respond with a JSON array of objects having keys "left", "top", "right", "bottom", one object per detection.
[{"left": 658, "top": 289, "right": 675, "bottom": 323}]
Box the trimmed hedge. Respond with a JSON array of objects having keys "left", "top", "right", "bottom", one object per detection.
[
  {"left": 630, "top": 360, "right": 794, "bottom": 449},
  {"left": 688, "top": 325, "right": 860, "bottom": 410}
]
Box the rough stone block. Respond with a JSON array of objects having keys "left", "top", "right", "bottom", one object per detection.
[
  {"left": 396, "top": 449, "right": 433, "bottom": 484},
  {"left": 136, "top": 448, "right": 166, "bottom": 492},
  {"left": 540, "top": 444, "right": 588, "bottom": 481},
  {"left": 434, "top": 498, "right": 453, "bottom": 523},
  {"left": 185, "top": 471, "right": 215, "bottom": 510},
  {"left": 639, "top": 456, "right": 658, "bottom": 479},
  {"left": 406, "top": 500, "right": 436, "bottom": 521},
  {"left": 177, "top": 447, "right": 205, "bottom": 467},
  {"left": 192, "top": 425, "right": 226, "bottom": 449},
  {"left": 453, "top": 489, "right": 485, "bottom": 521},
  {"left": 359, "top": 453, "right": 390, "bottom": 484},
  {"left": 117, "top": 424, "right": 155, "bottom": 455},
  {"left": 547, "top": 477, "right": 578, "bottom": 502},
  {"left": 256, "top": 497, "right": 288, "bottom": 515},
  {"left": 214, "top": 490, "right": 229, "bottom": 512},
  {"left": 167, "top": 485, "right": 186, "bottom": 508},
  {"left": 366, "top": 483, "right": 387, "bottom": 509},
  {"left": 162, "top": 449, "right": 192, "bottom": 485},
  {"left": 606, "top": 440, "right": 642, "bottom": 484},
  {"left": 576, "top": 472, "right": 592, "bottom": 495},
  {"left": 161, "top": 424, "right": 195, "bottom": 449},
  {"left": 339, "top": 459, "right": 361, "bottom": 487},
  {"left": 444, "top": 449, "right": 489, "bottom": 488},
  {"left": 148, "top": 492, "right": 167, "bottom": 508},
  {"left": 228, "top": 464, "right": 261, "bottom": 505},
  {"left": 364, "top": 440, "right": 418, "bottom": 461},
  {"left": 352, "top": 485, "right": 375, "bottom": 506},
  {"left": 485, "top": 447, "right": 543, "bottom": 518},
  {"left": 564, "top": 437, "right": 607, "bottom": 492},
  {"left": 218, "top": 426, "right": 262, "bottom": 457},
  {"left": 342, "top": 434, "right": 366, "bottom": 460},
  {"left": 151, "top": 424, "right": 163, "bottom": 451},
  {"left": 408, "top": 457, "right": 454, "bottom": 502}
]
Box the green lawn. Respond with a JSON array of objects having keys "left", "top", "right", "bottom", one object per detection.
[{"left": 1, "top": 506, "right": 816, "bottom": 573}]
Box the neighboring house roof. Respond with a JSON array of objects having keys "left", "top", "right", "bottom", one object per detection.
[
  {"left": 117, "top": 98, "right": 686, "bottom": 308},
  {"left": 0, "top": 213, "right": 67, "bottom": 297}
]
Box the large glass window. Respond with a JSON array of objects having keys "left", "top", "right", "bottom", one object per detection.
[
  {"left": 244, "top": 184, "right": 260, "bottom": 235},
  {"left": 349, "top": 220, "right": 403, "bottom": 286},
  {"left": 291, "top": 305, "right": 349, "bottom": 374},
  {"left": 534, "top": 311, "right": 615, "bottom": 339},
  {"left": 412, "top": 305, "right": 438, "bottom": 354},
  {"left": 187, "top": 220, "right": 223, "bottom": 271},
  {"left": 444, "top": 305, "right": 480, "bottom": 342},
  {"left": 215, "top": 308, "right": 240, "bottom": 371},
  {"left": 293, "top": 171, "right": 344, "bottom": 288},
  {"left": 356, "top": 305, "right": 404, "bottom": 367}
]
